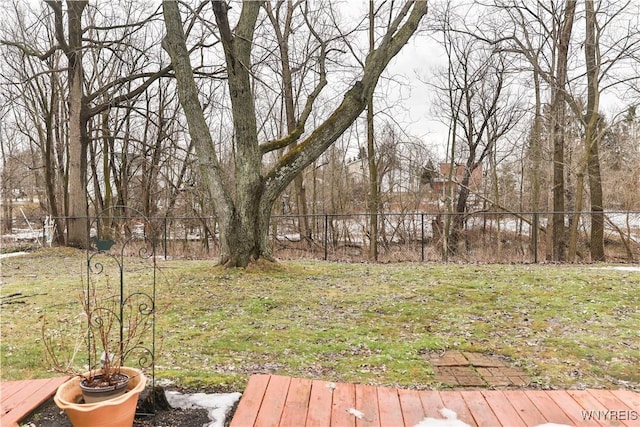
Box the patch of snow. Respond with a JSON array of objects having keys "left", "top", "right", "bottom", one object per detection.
[
  {"left": 413, "top": 407, "right": 575, "bottom": 427},
  {"left": 413, "top": 408, "right": 471, "bottom": 427},
  {"left": 0, "top": 251, "right": 28, "bottom": 259},
  {"left": 598, "top": 266, "right": 640, "bottom": 272},
  {"left": 155, "top": 378, "right": 175, "bottom": 388},
  {"left": 347, "top": 407, "right": 365, "bottom": 419},
  {"left": 165, "top": 391, "right": 241, "bottom": 427}
]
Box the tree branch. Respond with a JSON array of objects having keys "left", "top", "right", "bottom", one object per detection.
[
  {"left": 161, "top": 0, "right": 232, "bottom": 219},
  {"left": 263, "top": 1, "right": 428, "bottom": 200},
  {"left": 85, "top": 66, "right": 173, "bottom": 115},
  {"left": 0, "top": 39, "right": 58, "bottom": 61},
  {"left": 260, "top": 3, "right": 329, "bottom": 154}
]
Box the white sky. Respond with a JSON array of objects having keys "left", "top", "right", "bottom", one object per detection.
[{"left": 386, "top": 34, "right": 450, "bottom": 152}]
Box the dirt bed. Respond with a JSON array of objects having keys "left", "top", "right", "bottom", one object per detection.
[{"left": 22, "top": 397, "right": 212, "bottom": 427}]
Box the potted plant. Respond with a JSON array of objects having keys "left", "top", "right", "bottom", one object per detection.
[
  {"left": 43, "top": 272, "right": 150, "bottom": 427},
  {"left": 53, "top": 366, "right": 146, "bottom": 427}
]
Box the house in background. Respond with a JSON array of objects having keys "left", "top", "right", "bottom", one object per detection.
[
  {"left": 429, "top": 162, "right": 483, "bottom": 201},
  {"left": 343, "top": 156, "right": 485, "bottom": 212}
]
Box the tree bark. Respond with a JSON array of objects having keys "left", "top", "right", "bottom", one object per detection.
[
  {"left": 44, "top": 74, "right": 66, "bottom": 245},
  {"left": 448, "top": 161, "right": 474, "bottom": 255},
  {"left": 529, "top": 67, "right": 543, "bottom": 259},
  {"left": 584, "top": 0, "right": 605, "bottom": 261},
  {"left": 162, "top": 1, "right": 236, "bottom": 263},
  {"left": 162, "top": 0, "right": 427, "bottom": 267},
  {"left": 51, "top": 0, "right": 90, "bottom": 248},
  {"left": 549, "top": 0, "right": 576, "bottom": 262},
  {"left": 265, "top": 1, "right": 312, "bottom": 244},
  {"left": 367, "top": 0, "right": 379, "bottom": 261}
]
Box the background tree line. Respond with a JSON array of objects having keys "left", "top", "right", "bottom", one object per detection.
[{"left": 1, "top": 0, "right": 639, "bottom": 265}]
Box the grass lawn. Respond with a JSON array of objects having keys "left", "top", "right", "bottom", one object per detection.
[{"left": 1, "top": 248, "right": 638, "bottom": 392}]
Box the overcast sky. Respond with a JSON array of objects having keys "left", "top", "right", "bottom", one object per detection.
[{"left": 387, "top": 34, "right": 450, "bottom": 151}]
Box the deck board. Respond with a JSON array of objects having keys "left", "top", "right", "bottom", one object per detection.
[
  {"left": 229, "top": 374, "right": 271, "bottom": 427},
  {"left": 503, "top": 390, "right": 548, "bottom": 426},
  {"left": 568, "top": 390, "right": 626, "bottom": 427},
  {"left": 587, "top": 390, "right": 637, "bottom": 427},
  {"left": 376, "top": 386, "right": 404, "bottom": 426},
  {"left": 305, "top": 379, "right": 334, "bottom": 426},
  {"left": 546, "top": 390, "right": 605, "bottom": 427},
  {"left": 417, "top": 388, "right": 446, "bottom": 420},
  {"left": 355, "top": 384, "right": 380, "bottom": 427},
  {"left": 0, "top": 376, "right": 69, "bottom": 427},
  {"left": 229, "top": 375, "right": 639, "bottom": 427},
  {"left": 460, "top": 389, "right": 501, "bottom": 426},
  {"left": 279, "top": 377, "right": 312, "bottom": 427},
  {"left": 440, "top": 390, "right": 477, "bottom": 426},
  {"left": 481, "top": 390, "right": 526, "bottom": 426},
  {"left": 525, "top": 390, "right": 576, "bottom": 425},
  {"left": 331, "top": 380, "right": 356, "bottom": 427},
  {"left": 253, "top": 375, "right": 291, "bottom": 427},
  {"left": 611, "top": 390, "right": 640, "bottom": 413},
  {"left": 397, "top": 388, "right": 426, "bottom": 426}
]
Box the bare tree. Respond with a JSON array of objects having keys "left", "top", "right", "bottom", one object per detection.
[
  {"left": 1, "top": 2, "right": 68, "bottom": 244},
  {"left": 547, "top": 0, "right": 577, "bottom": 262},
  {"left": 162, "top": 0, "right": 428, "bottom": 267},
  {"left": 263, "top": 0, "right": 328, "bottom": 245},
  {"left": 367, "top": 0, "right": 379, "bottom": 261},
  {"left": 431, "top": 7, "right": 525, "bottom": 256},
  {"left": 2, "top": 1, "right": 172, "bottom": 246},
  {"left": 581, "top": 0, "right": 603, "bottom": 260},
  {"left": 577, "top": 0, "right": 640, "bottom": 261},
  {"left": 44, "top": 0, "right": 89, "bottom": 248},
  {"left": 491, "top": 0, "right": 640, "bottom": 261},
  {"left": 481, "top": 1, "right": 577, "bottom": 260}
]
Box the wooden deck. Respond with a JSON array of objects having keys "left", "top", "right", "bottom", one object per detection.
[
  {"left": 229, "top": 375, "right": 640, "bottom": 427},
  {"left": 1, "top": 375, "right": 638, "bottom": 426},
  {"left": 0, "top": 376, "right": 69, "bottom": 427}
]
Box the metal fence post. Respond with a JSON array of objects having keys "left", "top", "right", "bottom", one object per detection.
[
  {"left": 164, "top": 217, "right": 168, "bottom": 260},
  {"left": 532, "top": 212, "right": 539, "bottom": 263},
  {"left": 421, "top": 213, "right": 425, "bottom": 262},
  {"left": 324, "top": 214, "right": 328, "bottom": 261}
]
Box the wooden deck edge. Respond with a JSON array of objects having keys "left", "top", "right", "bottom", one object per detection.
[
  {"left": 230, "top": 375, "right": 640, "bottom": 427},
  {"left": 1, "top": 376, "right": 69, "bottom": 426}
]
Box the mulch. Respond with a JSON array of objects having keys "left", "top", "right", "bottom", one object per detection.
[{"left": 21, "top": 398, "right": 212, "bottom": 427}]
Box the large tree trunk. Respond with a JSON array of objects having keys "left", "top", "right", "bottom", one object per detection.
[
  {"left": 265, "top": 2, "right": 312, "bottom": 245},
  {"left": 567, "top": 167, "right": 585, "bottom": 262},
  {"left": 550, "top": 97, "right": 567, "bottom": 261},
  {"left": 367, "top": 0, "right": 379, "bottom": 261},
  {"left": 62, "top": 0, "right": 89, "bottom": 248},
  {"left": 587, "top": 135, "right": 605, "bottom": 261},
  {"left": 448, "top": 163, "right": 473, "bottom": 255},
  {"left": 549, "top": 0, "right": 577, "bottom": 262},
  {"left": 162, "top": 0, "right": 428, "bottom": 267},
  {"left": 211, "top": 1, "right": 264, "bottom": 266},
  {"left": 162, "top": 1, "right": 258, "bottom": 267},
  {"left": 44, "top": 82, "right": 66, "bottom": 245},
  {"left": 529, "top": 69, "right": 543, "bottom": 260},
  {"left": 47, "top": 0, "right": 89, "bottom": 247},
  {"left": 584, "top": 0, "right": 605, "bottom": 261}
]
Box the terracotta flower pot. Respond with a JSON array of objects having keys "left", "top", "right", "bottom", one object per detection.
[{"left": 54, "top": 367, "right": 146, "bottom": 427}]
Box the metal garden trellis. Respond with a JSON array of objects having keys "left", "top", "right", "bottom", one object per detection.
[{"left": 85, "top": 206, "right": 157, "bottom": 415}]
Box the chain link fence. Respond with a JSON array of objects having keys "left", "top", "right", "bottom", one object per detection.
[{"left": 2, "top": 211, "right": 639, "bottom": 263}]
